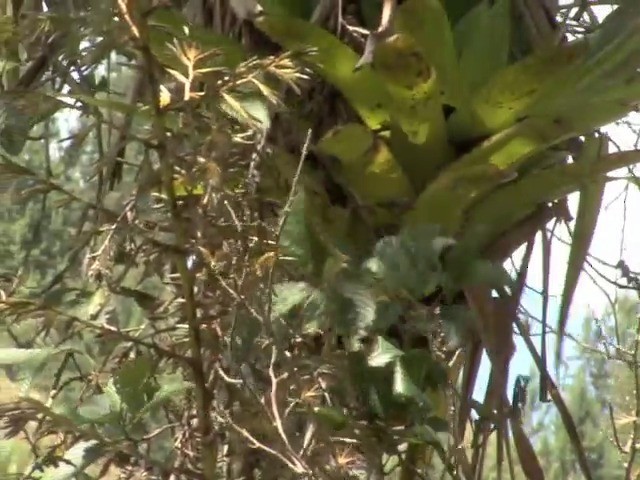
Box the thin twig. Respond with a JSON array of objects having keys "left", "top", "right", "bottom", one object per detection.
[{"left": 265, "top": 128, "right": 312, "bottom": 325}]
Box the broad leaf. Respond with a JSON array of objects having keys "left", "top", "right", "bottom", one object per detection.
[
  {"left": 392, "top": 358, "right": 425, "bottom": 403},
  {"left": 279, "top": 190, "right": 328, "bottom": 276},
  {"left": 370, "top": 34, "right": 454, "bottom": 191},
  {"left": 316, "top": 123, "right": 414, "bottom": 204},
  {"left": 77, "top": 394, "right": 117, "bottom": 423},
  {"left": 339, "top": 281, "right": 377, "bottom": 332},
  {"left": 454, "top": 0, "right": 511, "bottom": 94},
  {"left": 0, "top": 348, "right": 52, "bottom": 365},
  {"left": 147, "top": 7, "right": 246, "bottom": 70},
  {"left": 0, "top": 439, "right": 32, "bottom": 476},
  {"left": 37, "top": 440, "right": 102, "bottom": 480},
  {"left": 115, "top": 356, "right": 157, "bottom": 415},
  {"left": 317, "top": 123, "right": 412, "bottom": 205},
  {"left": 272, "top": 281, "right": 315, "bottom": 317},
  {"left": 368, "top": 336, "right": 404, "bottom": 367},
  {"left": 396, "top": 0, "right": 468, "bottom": 109},
  {"left": 138, "top": 372, "right": 191, "bottom": 418},
  {"left": 312, "top": 406, "right": 349, "bottom": 431},
  {"left": 365, "top": 225, "right": 446, "bottom": 298}
]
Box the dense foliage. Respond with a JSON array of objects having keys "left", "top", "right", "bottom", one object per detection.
[{"left": 1, "top": 0, "right": 640, "bottom": 478}]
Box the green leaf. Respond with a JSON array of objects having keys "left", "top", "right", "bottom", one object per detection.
[
  {"left": 114, "top": 356, "right": 156, "bottom": 415},
  {"left": 404, "top": 114, "right": 586, "bottom": 233},
  {"left": 0, "top": 348, "right": 52, "bottom": 365},
  {"left": 147, "top": 8, "right": 245, "bottom": 69},
  {"left": 256, "top": 14, "right": 390, "bottom": 130},
  {"left": 465, "top": 149, "right": 640, "bottom": 253},
  {"left": 220, "top": 94, "right": 271, "bottom": 131},
  {"left": 312, "top": 406, "right": 349, "bottom": 431},
  {"left": 146, "top": 7, "right": 190, "bottom": 37},
  {"left": 426, "top": 415, "right": 449, "bottom": 433},
  {"left": 455, "top": 0, "right": 511, "bottom": 94},
  {"left": 38, "top": 440, "right": 101, "bottom": 480},
  {"left": 462, "top": 259, "right": 513, "bottom": 290},
  {"left": 369, "top": 35, "right": 454, "bottom": 191},
  {"left": 366, "top": 225, "right": 447, "bottom": 297},
  {"left": 279, "top": 190, "right": 328, "bottom": 276},
  {"left": 63, "top": 94, "right": 148, "bottom": 116},
  {"left": 272, "top": 281, "right": 314, "bottom": 317},
  {"left": 77, "top": 394, "right": 116, "bottom": 422},
  {"left": 440, "top": 0, "right": 483, "bottom": 26},
  {"left": 316, "top": 123, "right": 414, "bottom": 204},
  {"left": 272, "top": 281, "right": 328, "bottom": 333},
  {"left": 392, "top": 358, "right": 425, "bottom": 402},
  {"left": 0, "top": 439, "right": 32, "bottom": 476},
  {"left": 448, "top": 42, "right": 588, "bottom": 139},
  {"left": 405, "top": 349, "right": 448, "bottom": 390},
  {"left": 340, "top": 281, "right": 377, "bottom": 332},
  {"left": 0, "top": 93, "right": 64, "bottom": 155},
  {"left": 261, "top": 0, "right": 315, "bottom": 17},
  {"left": 368, "top": 336, "right": 404, "bottom": 367},
  {"left": 396, "top": 0, "right": 468, "bottom": 109},
  {"left": 556, "top": 134, "right": 607, "bottom": 364},
  {"left": 567, "top": 1, "right": 640, "bottom": 93},
  {"left": 406, "top": 424, "right": 444, "bottom": 449},
  {"left": 138, "top": 372, "right": 190, "bottom": 418}
]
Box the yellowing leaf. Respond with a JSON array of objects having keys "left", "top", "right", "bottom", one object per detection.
[
  {"left": 158, "top": 85, "right": 172, "bottom": 108},
  {"left": 371, "top": 33, "right": 454, "bottom": 191},
  {"left": 316, "top": 123, "right": 414, "bottom": 205},
  {"left": 172, "top": 177, "right": 204, "bottom": 197},
  {"left": 396, "top": 0, "right": 468, "bottom": 109},
  {"left": 448, "top": 41, "right": 588, "bottom": 140}
]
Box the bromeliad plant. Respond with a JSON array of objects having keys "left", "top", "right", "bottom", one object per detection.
[{"left": 249, "top": 0, "right": 640, "bottom": 476}]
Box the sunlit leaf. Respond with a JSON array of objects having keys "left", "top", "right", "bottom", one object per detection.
[
  {"left": 256, "top": 14, "right": 391, "bottom": 130},
  {"left": 0, "top": 439, "right": 32, "bottom": 476},
  {"left": 38, "top": 440, "right": 101, "bottom": 480},
  {"left": 339, "top": 280, "right": 377, "bottom": 331},
  {"left": 0, "top": 348, "right": 52, "bottom": 365},
  {"left": 366, "top": 224, "right": 446, "bottom": 297},
  {"left": 466, "top": 149, "right": 640, "bottom": 252},
  {"left": 392, "top": 358, "right": 425, "bottom": 402},
  {"left": 317, "top": 123, "right": 414, "bottom": 205},
  {"left": 370, "top": 34, "right": 455, "bottom": 190},
  {"left": 448, "top": 41, "right": 587, "bottom": 139},
  {"left": 396, "top": 0, "right": 468, "bottom": 109},
  {"left": 368, "top": 336, "right": 404, "bottom": 367},
  {"left": 272, "top": 281, "right": 314, "bottom": 317}
]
